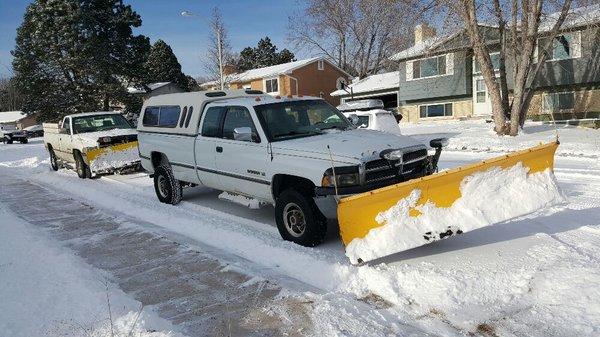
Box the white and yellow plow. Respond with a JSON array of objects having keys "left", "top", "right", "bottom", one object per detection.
[
  {"left": 337, "top": 141, "right": 560, "bottom": 264},
  {"left": 85, "top": 141, "right": 140, "bottom": 174}
]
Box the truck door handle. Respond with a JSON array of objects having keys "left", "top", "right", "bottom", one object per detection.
[{"left": 216, "top": 146, "right": 223, "bottom": 153}]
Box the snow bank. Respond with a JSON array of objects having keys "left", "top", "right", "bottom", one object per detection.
[
  {"left": 346, "top": 163, "right": 564, "bottom": 263},
  {"left": 89, "top": 145, "right": 139, "bottom": 172}
]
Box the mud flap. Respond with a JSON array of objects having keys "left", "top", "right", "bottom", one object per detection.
[
  {"left": 85, "top": 141, "right": 140, "bottom": 173},
  {"left": 337, "top": 141, "right": 559, "bottom": 263}
]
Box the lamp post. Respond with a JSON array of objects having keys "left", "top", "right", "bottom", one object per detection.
[{"left": 181, "top": 10, "right": 224, "bottom": 90}]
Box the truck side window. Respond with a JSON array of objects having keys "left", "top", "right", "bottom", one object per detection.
[
  {"left": 61, "top": 118, "right": 71, "bottom": 134},
  {"left": 201, "top": 107, "right": 224, "bottom": 137},
  {"left": 158, "top": 106, "right": 181, "bottom": 128},
  {"left": 143, "top": 106, "right": 160, "bottom": 126},
  {"left": 222, "top": 107, "right": 257, "bottom": 141}
]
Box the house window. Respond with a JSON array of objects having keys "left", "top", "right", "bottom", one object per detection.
[
  {"left": 265, "top": 78, "right": 278, "bottom": 93},
  {"left": 412, "top": 55, "right": 446, "bottom": 79},
  {"left": 539, "top": 32, "right": 581, "bottom": 62},
  {"left": 474, "top": 52, "right": 500, "bottom": 73},
  {"left": 419, "top": 103, "right": 453, "bottom": 118},
  {"left": 543, "top": 92, "right": 575, "bottom": 111},
  {"left": 476, "top": 79, "right": 486, "bottom": 103},
  {"left": 317, "top": 60, "right": 324, "bottom": 70}
]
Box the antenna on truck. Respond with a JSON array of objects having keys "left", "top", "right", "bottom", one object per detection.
[{"left": 326, "top": 145, "right": 340, "bottom": 200}]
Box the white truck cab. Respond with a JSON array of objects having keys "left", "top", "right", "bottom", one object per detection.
[
  {"left": 337, "top": 99, "right": 402, "bottom": 135},
  {"left": 137, "top": 90, "right": 445, "bottom": 247}
]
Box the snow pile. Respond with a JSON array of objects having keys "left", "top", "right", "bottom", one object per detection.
[
  {"left": 218, "top": 191, "right": 264, "bottom": 209},
  {"left": 346, "top": 163, "right": 564, "bottom": 263},
  {"left": 89, "top": 145, "right": 139, "bottom": 172}
]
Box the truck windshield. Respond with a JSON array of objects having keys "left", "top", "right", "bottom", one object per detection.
[
  {"left": 72, "top": 114, "right": 132, "bottom": 134},
  {"left": 254, "top": 99, "right": 351, "bottom": 141}
]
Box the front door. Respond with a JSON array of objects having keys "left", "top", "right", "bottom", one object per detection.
[
  {"left": 473, "top": 76, "right": 492, "bottom": 116},
  {"left": 214, "top": 106, "right": 271, "bottom": 201}
]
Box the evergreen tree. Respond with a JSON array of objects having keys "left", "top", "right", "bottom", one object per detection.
[
  {"left": 12, "top": 0, "right": 149, "bottom": 122},
  {"left": 235, "top": 37, "right": 296, "bottom": 72},
  {"left": 145, "top": 39, "right": 190, "bottom": 91}
]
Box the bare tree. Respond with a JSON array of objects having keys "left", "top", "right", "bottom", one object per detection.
[
  {"left": 288, "top": 0, "right": 421, "bottom": 77},
  {"left": 203, "top": 7, "right": 234, "bottom": 88},
  {"left": 449, "top": 0, "right": 592, "bottom": 135},
  {"left": 0, "top": 77, "right": 24, "bottom": 111}
]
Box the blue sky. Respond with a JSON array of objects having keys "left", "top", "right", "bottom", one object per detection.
[{"left": 0, "top": 0, "right": 306, "bottom": 78}]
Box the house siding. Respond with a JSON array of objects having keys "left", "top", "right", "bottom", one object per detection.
[
  {"left": 288, "top": 61, "right": 349, "bottom": 105},
  {"left": 398, "top": 50, "right": 472, "bottom": 102},
  {"left": 534, "top": 26, "right": 600, "bottom": 88}
]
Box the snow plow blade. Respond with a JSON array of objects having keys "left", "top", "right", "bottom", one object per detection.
[
  {"left": 85, "top": 141, "right": 140, "bottom": 173},
  {"left": 337, "top": 141, "right": 559, "bottom": 262}
]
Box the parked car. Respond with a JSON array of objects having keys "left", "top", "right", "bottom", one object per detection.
[
  {"left": 336, "top": 99, "right": 402, "bottom": 135},
  {"left": 0, "top": 124, "right": 28, "bottom": 144},
  {"left": 24, "top": 124, "right": 44, "bottom": 138},
  {"left": 43, "top": 112, "right": 140, "bottom": 178},
  {"left": 137, "top": 90, "right": 445, "bottom": 247}
]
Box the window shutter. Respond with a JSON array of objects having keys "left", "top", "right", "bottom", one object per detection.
[
  {"left": 572, "top": 31, "right": 582, "bottom": 58},
  {"left": 446, "top": 53, "right": 454, "bottom": 75},
  {"left": 406, "top": 61, "right": 413, "bottom": 81}
]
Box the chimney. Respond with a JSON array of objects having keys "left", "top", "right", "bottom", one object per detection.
[
  {"left": 223, "top": 64, "right": 237, "bottom": 75},
  {"left": 414, "top": 23, "right": 436, "bottom": 44}
]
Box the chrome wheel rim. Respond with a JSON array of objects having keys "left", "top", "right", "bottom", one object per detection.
[
  {"left": 283, "top": 202, "right": 306, "bottom": 237},
  {"left": 157, "top": 175, "right": 168, "bottom": 198}
]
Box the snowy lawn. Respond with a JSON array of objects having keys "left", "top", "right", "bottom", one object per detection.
[{"left": 1, "top": 121, "right": 600, "bottom": 337}]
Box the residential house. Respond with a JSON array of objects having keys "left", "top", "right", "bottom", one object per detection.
[
  {"left": 203, "top": 58, "right": 351, "bottom": 105},
  {"left": 127, "top": 82, "right": 184, "bottom": 100},
  {"left": 330, "top": 71, "right": 399, "bottom": 109},
  {"left": 389, "top": 4, "right": 600, "bottom": 122},
  {"left": 0, "top": 110, "right": 37, "bottom": 129}
]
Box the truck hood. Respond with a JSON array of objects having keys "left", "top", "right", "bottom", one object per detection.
[
  {"left": 74, "top": 128, "right": 137, "bottom": 147},
  {"left": 272, "top": 129, "right": 424, "bottom": 163}
]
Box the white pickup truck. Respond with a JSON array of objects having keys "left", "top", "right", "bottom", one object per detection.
[
  {"left": 43, "top": 112, "right": 140, "bottom": 178},
  {"left": 137, "top": 90, "right": 446, "bottom": 247}
]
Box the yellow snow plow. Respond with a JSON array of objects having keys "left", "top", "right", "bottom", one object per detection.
[
  {"left": 337, "top": 141, "right": 559, "bottom": 261},
  {"left": 85, "top": 141, "right": 140, "bottom": 173}
]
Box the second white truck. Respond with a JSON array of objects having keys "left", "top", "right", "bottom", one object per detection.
[
  {"left": 44, "top": 112, "right": 140, "bottom": 178},
  {"left": 137, "top": 90, "right": 447, "bottom": 247}
]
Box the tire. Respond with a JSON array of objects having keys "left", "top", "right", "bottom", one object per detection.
[
  {"left": 6, "top": 136, "right": 13, "bottom": 144},
  {"left": 20, "top": 138, "right": 28, "bottom": 144},
  {"left": 74, "top": 152, "right": 91, "bottom": 179},
  {"left": 49, "top": 148, "right": 59, "bottom": 171},
  {"left": 153, "top": 165, "right": 182, "bottom": 205},
  {"left": 275, "top": 189, "right": 327, "bottom": 247}
]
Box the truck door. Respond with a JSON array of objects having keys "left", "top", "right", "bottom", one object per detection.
[
  {"left": 57, "top": 117, "right": 73, "bottom": 161},
  {"left": 214, "top": 106, "right": 271, "bottom": 200},
  {"left": 194, "top": 106, "right": 223, "bottom": 188}
]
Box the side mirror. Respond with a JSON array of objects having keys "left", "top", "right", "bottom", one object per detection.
[
  {"left": 430, "top": 137, "right": 449, "bottom": 148},
  {"left": 348, "top": 114, "right": 360, "bottom": 126},
  {"left": 233, "top": 127, "right": 253, "bottom": 142},
  {"left": 60, "top": 127, "right": 69, "bottom": 135}
]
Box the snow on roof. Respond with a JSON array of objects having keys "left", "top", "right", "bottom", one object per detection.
[
  {"left": 539, "top": 3, "right": 600, "bottom": 32},
  {"left": 230, "top": 57, "right": 321, "bottom": 83},
  {"left": 389, "top": 31, "right": 462, "bottom": 62},
  {"left": 331, "top": 71, "right": 399, "bottom": 97},
  {"left": 0, "top": 111, "right": 26, "bottom": 124},
  {"left": 69, "top": 111, "right": 122, "bottom": 118},
  {"left": 127, "top": 82, "right": 171, "bottom": 94}
]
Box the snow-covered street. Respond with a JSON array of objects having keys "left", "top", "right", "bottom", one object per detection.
[{"left": 1, "top": 120, "right": 599, "bottom": 336}]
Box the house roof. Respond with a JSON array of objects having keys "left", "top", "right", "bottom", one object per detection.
[
  {"left": 390, "top": 4, "right": 600, "bottom": 62},
  {"left": 331, "top": 71, "right": 399, "bottom": 97},
  {"left": 0, "top": 111, "right": 26, "bottom": 124},
  {"left": 127, "top": 82, "right": 172, "bottom": 94}
]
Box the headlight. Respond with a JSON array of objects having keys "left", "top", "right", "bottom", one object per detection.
[
  {"left": 322, "top": 167, "right": 360, "bottom": 187},
  {"left": 380, "top": 149, "right": 403, "bottom": 162},
  {"left": 99, "top": 136, "right": 111, "bottom": 144}
]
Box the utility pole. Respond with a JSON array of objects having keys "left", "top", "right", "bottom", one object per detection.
[{"left": 181, "top": 10, "right": 224, "bottom": 90}]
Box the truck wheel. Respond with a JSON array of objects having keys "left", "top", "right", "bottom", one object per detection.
[
  {"left": 75, "top": 152, "right": 91, "bottom": 179},
  {"left": 6, "top": 136, "right": 13, "bottom": 144},
  {"left": 153, "top": 165, "right": 182, "bottom": 205},
  {"left": 20, "top": 138, "right": 28, "bottom": 144},
  {"left": 275, "top": 189, "right": 327, "bottom": 247},
  {"left": 49, "top": 148, "right": 59, "bottom": 171}
]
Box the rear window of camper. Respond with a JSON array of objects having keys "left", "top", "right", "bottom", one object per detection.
[{"left": 143, "top": 106, "right": 181, "bottom": 127}]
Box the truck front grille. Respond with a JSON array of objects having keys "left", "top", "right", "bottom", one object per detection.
[{"left": 364, "top": 148, "right": 428, "bottom": 185}]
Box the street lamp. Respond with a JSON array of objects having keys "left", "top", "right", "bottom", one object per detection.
[{"left": 181, "top": 10, "right": 224, "bottom": 90}]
